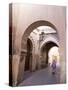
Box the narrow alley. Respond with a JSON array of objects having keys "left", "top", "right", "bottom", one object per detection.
[{"left": 19, "top": 66, "right": 60, "bottom": 86}]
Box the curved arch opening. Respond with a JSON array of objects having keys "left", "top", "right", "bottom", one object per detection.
[
  {"left": 41, "top": 41, "right": 59, "bottom": 68},
  {"left": 21, "top": 20, "right": 59, "bottom": 49},
  {"left": 19, "top": 20, "right": 60, "bottom": 83}
]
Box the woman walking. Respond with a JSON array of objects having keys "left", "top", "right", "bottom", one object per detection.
[{"left": 51, "top": 60, "right": 57, "bottom": 75}]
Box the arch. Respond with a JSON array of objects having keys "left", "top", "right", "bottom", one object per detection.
[
  {"left": 40, "top": 36, "right": 59, "bottom": 49},
  {"left": 21, "top": 20, "right": 59, "bottom": 50},
  {"left": 18, "top": 20, "right": 59, "bottom": 83},
  {"left": 40, "top": 41, "right": 59, "bottom": 66},
  {"left": 41, "top": 41, "right": 59, "bottom": 52}
]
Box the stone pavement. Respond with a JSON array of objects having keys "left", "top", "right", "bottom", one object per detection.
[{"left": 19, "top": 66, "right": 60, "bottom": 86}]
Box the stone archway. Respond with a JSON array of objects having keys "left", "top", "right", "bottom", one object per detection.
[
  {"left": 40, "top": 36, "right": 59, "bottom": 48},
  {"left": 40, "top": 41, "right": 59, "bottom": 68},
  {"left": 21, "top": 20, "right": 59, "bottom": 50},
  {"left": 17, "top": 20, "right": 59, "bottom": 85}
]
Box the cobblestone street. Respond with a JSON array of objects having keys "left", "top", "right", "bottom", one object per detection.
[{"left": 19, "top": 66, "right": 60, "bottom": 86}]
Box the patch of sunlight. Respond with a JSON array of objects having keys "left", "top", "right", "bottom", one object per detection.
[{"left": 48, "top": 46, "right": 60, "bottom": 66}]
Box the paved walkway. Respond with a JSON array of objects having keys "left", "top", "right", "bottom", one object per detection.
[{"left": 19, "top": 66, "right": 60, "bottom": 86}]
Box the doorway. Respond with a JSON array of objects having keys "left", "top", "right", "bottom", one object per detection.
[
  {"left": 41, "top": 41, "right": 59, "bottom": 68},
  {"left": 25, "top": 38, "right": 33, "bottom": 71}
]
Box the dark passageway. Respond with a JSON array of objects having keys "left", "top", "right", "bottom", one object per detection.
[
  {"left": 25, "top": 38, "right": 33, "bottom": 71},
  {"left": 41, "top": 41, "right": 58, "bottom": 67}
]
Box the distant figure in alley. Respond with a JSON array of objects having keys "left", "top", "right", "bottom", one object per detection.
[{"left": 51, "top": 60, "right": 57, "bottom": 75}]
